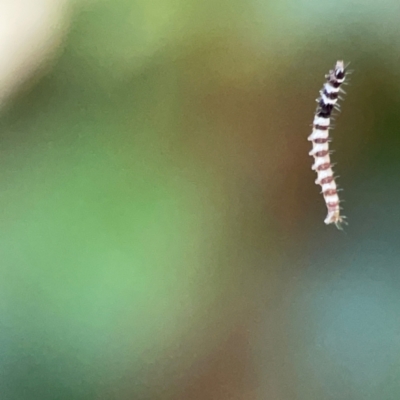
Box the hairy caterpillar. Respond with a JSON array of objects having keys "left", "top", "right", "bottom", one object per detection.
[{"left": 308, "top": 61, "right": 348, "bottom": 229}]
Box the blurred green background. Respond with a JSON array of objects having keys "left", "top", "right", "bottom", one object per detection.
[{"left": 1, "top": 0, "right": 400, "bottom": 399}]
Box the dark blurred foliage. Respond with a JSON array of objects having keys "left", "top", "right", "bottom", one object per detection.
[{"left": 1, "top": 0, "right": 400, "bottom": 399}]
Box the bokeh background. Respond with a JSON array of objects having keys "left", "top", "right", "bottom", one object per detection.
[{"left": 1, "top": 0, "right": 400, "bottom": 399}]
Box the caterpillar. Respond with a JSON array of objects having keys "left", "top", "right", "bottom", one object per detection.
[{"left": 308, "top": 60, "right": 348, "bottom": 229}]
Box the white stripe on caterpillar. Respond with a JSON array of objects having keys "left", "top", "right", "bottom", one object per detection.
[{"left": 308, "top": 60, "right": 349, "bottom": 229}]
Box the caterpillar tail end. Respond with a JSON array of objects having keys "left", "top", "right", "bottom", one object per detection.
[{"left": 324, "top": 211, "right": 348, "bottom": 230}]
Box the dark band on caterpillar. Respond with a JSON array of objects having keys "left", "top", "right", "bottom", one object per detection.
[
  {"left": 323, "top": 90, "right": 339, "bottom": 100},
  {"left": 330, "top": 81, "right": 341, "bottom": 88},
  {"left": 320, "top": 176, "right": 334, "bottom": 184},
  {"left": 314, "top": 124, "right": 329, "bottom": 130},
  {"left": 318, "top": 103, "right": 333, "bottom": 117},
  {"left": 314, "top": 138, "right": 329, "bottom": 144},
  {"left": 335, "top": 71, "right": 345, "bottom": 80},
  {"left": 327, "top": 202, "right": 339, "bottom": 208},
  {"left": 316, "top": 163, "right": 331, "bottom": 171}
]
